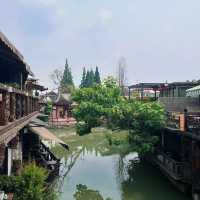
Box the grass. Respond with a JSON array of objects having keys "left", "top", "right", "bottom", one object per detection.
[{"left": 49, "top": 126, "right": 132, "bottom": 158}]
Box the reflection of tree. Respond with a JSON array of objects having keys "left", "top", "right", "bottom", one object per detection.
[
  {"left": 58, "top": 149, "right": 83, "bottom": 192},
  {"left": 73, "top": 184, "right": 112, "bottom": 200},
  {"left": 120, "top": 161, "right": 189, "bottom": 200}
]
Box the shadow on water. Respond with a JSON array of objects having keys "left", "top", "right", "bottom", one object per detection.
[
  {"left": 57, "top": 147, "right": 191, "bottom": 200},
  {"left": 121, "top": 160, "right": 191, "bottom": 200}
]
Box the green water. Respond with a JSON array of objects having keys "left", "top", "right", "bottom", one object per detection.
[{"left": 58, "top": 148, "right": 191, "bottom": 200}]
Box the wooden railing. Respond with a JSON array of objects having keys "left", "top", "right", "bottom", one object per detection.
[
  {"left": 0, "top": 85, "right": 39, "bottom": 126},
  {"left": 166, "top": 111, "right": 200, "bottom": 133}
]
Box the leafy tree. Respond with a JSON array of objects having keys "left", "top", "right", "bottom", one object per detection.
[
  {"left": 61, "top": 58, "right": 74, "bottom": 92},
  {"left": 50, "top": 69, "right": 63, "bottom": 88},
  {"left": 73, "top": 77, "right": 123, "bottom": 133},
  {"left": 72, "top": 76, "right": 165, "bottom": 153},
  {"left": 94, "top": 66, "right": 101, "bottom": 84},
  {"left": 80, "top": 67, "right": 86, "bottom": 88}
]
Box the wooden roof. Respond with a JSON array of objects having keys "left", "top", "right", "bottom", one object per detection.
[
  {"left": 0, "top": 31, "right": 23, "bottom": 61},
  {"left": 129, "top": 83, "right": 165, "bottom": 89},
  {"left": 0, "top": 31, "right": 34, "bottom": 76}
]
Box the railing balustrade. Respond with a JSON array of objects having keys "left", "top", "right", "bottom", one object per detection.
[
  {"left": 167, "top": 111, "right": 200, "bottom": 133},
  {"left": 0, "top": 85, "right": 39, "bottom": 126},
  {"left": 156, "top": 149, "right": 184, "bottom": 179}
]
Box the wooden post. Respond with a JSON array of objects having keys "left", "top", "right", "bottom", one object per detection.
[
  {"left": 0, "top": 91, "right": 10, "bottom": 126},
  {"left": 22, "top": 95, "right": 26, "bottom": 117},
  {"left": 180, "top": 114, "right": 186, "bottom": 132},
  {"left": 10, "top": 93, "right": 16, "bottom": 122},
  {"left": 0, "top": 144, "right": 6, "bottom": 172}
]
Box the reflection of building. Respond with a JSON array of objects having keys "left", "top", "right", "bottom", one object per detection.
[{"left": 0, "top": 31, "right": 67, "bottom": 179}]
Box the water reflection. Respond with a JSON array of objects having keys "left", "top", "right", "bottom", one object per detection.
[
  {"left": 73, "top": 184, "right": 112, "bottom": 200},
  {"left": 58, "top": 148, "right": 191, "bottom": 200}
]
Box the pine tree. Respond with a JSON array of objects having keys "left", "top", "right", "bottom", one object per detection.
[
  {"left": 89, "top": 69, "right": 95, "bottom": 87},
  {"left": 60, "top": 58, "right": 74, "bottom": 92},
  {"left": 94, "top": 66, "right": 101, "bottom": 84},
  {"left": 80, "top": 67, "right": 86, "bottom": 88},
  {"left": 85, "top": 70, "right": 90, "bottom": 88}
]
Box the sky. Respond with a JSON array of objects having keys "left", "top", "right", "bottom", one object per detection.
[{"left": 1, "top": 0, "right": 200, "bottom": 89}]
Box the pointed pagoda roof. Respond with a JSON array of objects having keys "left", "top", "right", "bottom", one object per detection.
[{"left": 55, "top": 93, "right": 72, "bottom": 105}]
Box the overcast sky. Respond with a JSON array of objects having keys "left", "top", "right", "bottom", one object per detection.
[{"left": 1, "top": 0, "right": 200, "bottom": 89}]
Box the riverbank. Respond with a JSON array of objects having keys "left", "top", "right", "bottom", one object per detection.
[{"left": 49, "top": 126, "right": 130, "bottom": 158}]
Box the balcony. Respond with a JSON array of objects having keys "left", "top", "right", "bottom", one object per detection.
[{"left": 0, "top": 84, "right": 39, "bottom": 142}]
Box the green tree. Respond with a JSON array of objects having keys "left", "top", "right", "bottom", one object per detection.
[
  {"left": 72, "top": 76, "right": 165, "bottom": 153},
  {"left": 61, "top": 58, "right": 74, "bottom": 92},
  {"left": 84, "top": 70, "right": 90, "bottom": 88},
  {"left": 89, "top": 69, "right": 95, "bottom": 87},
  {"left": 80, "top": 67, "right": 86, "bottom": 88},
  {"left": 84, "top": 70, "right": 95, "bottom": 88},
  {"left": 94, "top": 66, "right": 101, "bottom": 84},
  {"left": 72, "top": 77, "right": 123, "bottom": 133}
]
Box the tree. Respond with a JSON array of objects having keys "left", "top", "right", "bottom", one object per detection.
[
  {"left": 84, "top": 69, "right": 95, "bottom": 88},
  {"left": 50, "top": 69, "right": 63, "bottom": 88},
  {"left": 84, "top": 70, "right": 90, "bottom": 88},
  {"left": 89, "top": 69, "right": 95, "bottom": 87},
  {"left": 80, "top": 67, "right": 86, "bottom": 88},
  {"left": 72, "top": 76, "right": 165, "bottom": 153},
  {"left": 61, "top": 58, "right": 74, "bottom": 92},
  {"left": 94, "top": 66, "right": 101, "bottom": 84},
  {"left": 72, "top": 77, "right": 124, "bottom": 133}
]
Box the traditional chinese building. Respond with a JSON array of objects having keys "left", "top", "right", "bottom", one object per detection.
[
  {"left": 0, "top": 31, "right": 67, "bottom": 178},
  {"left": 49, "top": 93, "right": 76, "bottom": 127}
]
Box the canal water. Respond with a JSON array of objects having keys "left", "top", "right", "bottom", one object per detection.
[{"left": 58, "top": 148, "right": 191, "bottom": 200}]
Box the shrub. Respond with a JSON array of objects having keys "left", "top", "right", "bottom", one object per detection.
[
  {"left": 0, "top": 163, "right": 57, "bottom": 200},
  {"left": 76, "top": 122, "right": 91, "bottom": 136}
]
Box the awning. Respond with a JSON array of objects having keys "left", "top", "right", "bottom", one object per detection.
[{"left": 29, "top": 125, "right": 69, "bottom": 150}]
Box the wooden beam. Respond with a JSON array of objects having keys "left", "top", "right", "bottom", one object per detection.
[{"left": 0, "top": 112, "right": 39, "bottom": 145}]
